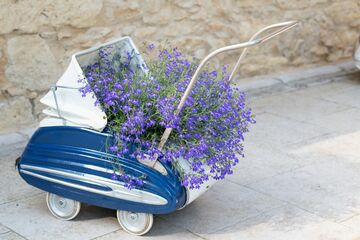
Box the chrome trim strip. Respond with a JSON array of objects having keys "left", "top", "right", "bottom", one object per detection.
[{"left": 20, "top": 164, "right": 167, "bottom": 205}]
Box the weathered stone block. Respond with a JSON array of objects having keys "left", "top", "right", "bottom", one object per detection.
[
  {"left": 72, "top": 27, "right": 112, "bottom": 47},
  {"left": 0, "top": 97, "right": 34, "bottom": 131},
  {"left": 5, "top": 35, "right": 59, "bottom": 91},
  {"left": 0, "top": 0, "right": 43, "bottom": 34},
  {"left": 325, "top": 1, "right": 360, "bottom": 26},
  {"left": 43, "top": 0, "right": 103, "bottom": 28},
  {"left": 0, "top": 0, "right": 103, "bottom": 34}
]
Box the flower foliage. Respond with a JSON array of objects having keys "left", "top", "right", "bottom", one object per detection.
[{"left": 79, "top": 44, "right": 255, "bottom": 189}]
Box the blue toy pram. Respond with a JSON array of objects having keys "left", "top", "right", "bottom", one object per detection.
[{"left": 17, "top": 21, "right": 298, "bottom": 236}]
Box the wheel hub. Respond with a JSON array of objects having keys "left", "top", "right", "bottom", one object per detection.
[
  {"left": 58, "top": 199, "right": 66, "bottom": 208},
  {"left": 129, "top": 213, "right": 138, "bottom": 221}
]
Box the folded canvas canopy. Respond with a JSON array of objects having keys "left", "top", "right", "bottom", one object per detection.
[{"left": 40, "top": 37, "right": 147, "bottom": 131}]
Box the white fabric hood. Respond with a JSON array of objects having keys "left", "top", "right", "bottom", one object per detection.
[{"left": 40, "top": 37, "right": 146, "bottom": 131}]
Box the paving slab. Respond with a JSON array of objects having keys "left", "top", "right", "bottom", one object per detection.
[
  {"left": 248, "top": 156, "right": 360, "bottom": 223},
  {"left": 0, "top": 232, "right": 27, "bottom": 240},
  {"left": 94, "top": 217, "right": 204, "bottom": 240},
  {"left": 161, "top": 180, "right": 284, "bottom": 235},
  {"left": 321, "top": 84, "right": 360, "bottom": 109},
  {"left": 250, "top": 89, "right": 352, "bottom": 123},
  {"left": 340, "top": 213, "right": 360, "bottom": 232},
  {"left": 0, "top": 225, "right": 10, "bottom": 235},
  {"left": 337, "top": 61, "right": 359, "bottom": 73},
  {"left": 246, "top": 112, "right": 331, "bottom": 149},
  {"left": 0, "top": 194, "right": 120, "bottom": 240},
  {"left": 0, "top": 148, "right": 42, "bottom": 205},
  {"left": 290, "top": 77, "right": 359, "bottom": 100},
  {"left": 288, "top": 128, "right": 360, "bottom": 165},
  {"left": 234, "top": 76, "right": 282, "bottom": 92},
  {"left": 227, "top": 143, "right": 305, "bottom": 185},
  {"left": 275, "top": 64, "right": 343, "bottom": 84},
  {"left": 307, "top": 107, "right": 360, "bottom": 136},
  {"left": 201, "top": 205, "right": 360, "bottom": 240}
]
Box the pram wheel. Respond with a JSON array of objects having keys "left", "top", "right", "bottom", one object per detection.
[
  {"left": 46, "top": 192, "right": 81, "bottom": 220},
  {"left": 117, "top": 210, "right": 153, "bottom": 236}
]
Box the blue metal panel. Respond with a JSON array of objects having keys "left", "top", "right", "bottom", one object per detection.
[{"left": 18, "top": 126, "right": 186, "bottom": 214}]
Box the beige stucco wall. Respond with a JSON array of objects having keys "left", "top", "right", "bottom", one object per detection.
[{"left": 0, "top": 0, "right": 359, "bottom": 132}]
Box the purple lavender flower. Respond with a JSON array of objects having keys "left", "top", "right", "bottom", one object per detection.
[
  {"left": 111, "top": 173, "right": 118, "bottom": 180},
  {"left": 80, "top": 44, "right": 255, "bottom": 190},
  {"left": 109, "top": 145, "right": 119, "bottom": 152},
  {"left": 148, "top": 43, "right": 155, "bottom": 50}
]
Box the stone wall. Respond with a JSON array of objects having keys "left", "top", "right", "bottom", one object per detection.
[{"left": 0, "top": 0, "right": 359, "bottom": 132}]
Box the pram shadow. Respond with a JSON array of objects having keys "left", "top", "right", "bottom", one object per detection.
[{"left": 75, "top": 204, "right": 115, "bottom": 221}]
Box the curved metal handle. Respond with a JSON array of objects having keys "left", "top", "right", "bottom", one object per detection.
[
  {"left": 228, "top": 20, "right": 299, "bottom": 82},
  {"left": 155, "top": 20, "right": 299, "bottom": 159}
]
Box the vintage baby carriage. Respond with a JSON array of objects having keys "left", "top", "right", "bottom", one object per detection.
[{"left": 16, "top": 21, "right": 298, "bottom": 236}]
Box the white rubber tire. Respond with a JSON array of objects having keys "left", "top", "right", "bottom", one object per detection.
[
  {"left": 117, "top": 210, "right": 153, "bottom": 236},
  {"left": 46, "top": 192, "right": 81, "bottom": 220}
]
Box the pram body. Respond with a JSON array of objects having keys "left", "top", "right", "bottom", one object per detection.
[{"left": 18, "top": 126, "right": 186, "bottom": 214}]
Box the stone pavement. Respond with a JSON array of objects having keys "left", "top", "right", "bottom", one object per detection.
[{"left": 1, "top": 66, "right": 360, "bottom": 240}]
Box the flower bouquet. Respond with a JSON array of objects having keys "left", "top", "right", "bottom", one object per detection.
[{"left": 78, "top": 43, "right": 255, "bottom": 190}]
